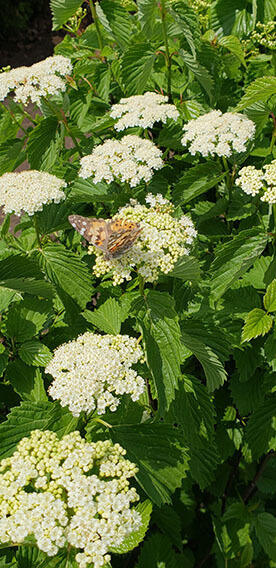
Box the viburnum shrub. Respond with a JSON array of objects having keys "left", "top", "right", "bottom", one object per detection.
[{"left": 1, "top": 1, "right": 276, "bottom": 567}]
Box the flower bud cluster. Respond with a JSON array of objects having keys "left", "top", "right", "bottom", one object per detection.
[
  {"left": 79, "top": 135, "right": 163, "bottom": 187},
  {"left": 181, "top": 110, "right": 255, "bottom": 157},
  {"left": 0, "top": 55, "right": 72, "bottom": 105},
  {"left": 236, "top": 160, "right": 276, "bottom": 204},
  {"left": 91, "top": 193, "right": 197, "bottom": 285},
  {"left": 46, "top": 333, "right": 145, "bottom": 416},
  {"left": 0, "top": 170, "right": 66, "bottom": 216},
  {"left": 110, "top": 92, "right": 179, "bottom": 131},
  {"left": 0, "top": 430, "right": 141, "bottom": 568}
]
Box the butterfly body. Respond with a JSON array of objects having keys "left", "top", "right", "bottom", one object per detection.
[{"left": 68, "top": 214, "right": 142, "bottom": 259}]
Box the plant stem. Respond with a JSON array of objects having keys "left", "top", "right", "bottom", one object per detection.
[
  {"left": 0, "top": 101, "right": 28, "bottom": 135},
  {"left": 160, "top": 0, "right": 171, "bottom": 98},
  {"left": 222, "top": 155, "right": 232, "bottom": 200},
  {"left": 138, "top": 273, "right": 145, "bottom": 295},
  {"left": 89, "top": 0, "right": 103, "bottom": 51},
  {"left": 221, "top": 449, "right": 242, "bottom": 514},
  {"left": 272, "top": 53, "right": 276, "bottom": 76},
  {"left": 94, "top": 417, "right": 112, "bottom": 428},
  {"left": 242, "top": 451, "right": 275, "bottom": 504},
  {"left": 33, "top": 214, "right": 41, "bottom": 247},
  {"left": 42, "top": 97, "right": 83, "bottom": 158},
  {"left": 269, "top": 113, "right": 276, "bottom": 154}
]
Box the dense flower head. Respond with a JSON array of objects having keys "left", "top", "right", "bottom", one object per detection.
[
  {"left": 46, "top": 333, "right": 145, "bottom": 416},
  {"left": 0, "top": 55, "right": 72, "bottom": 105},
  {"left": 110, "top": 92, "right": 179, "bottom": 131},
  {"left": 0, "top": 170, "right": 66, "bottom": 216},
  {"left": 251, "top": 21, "right": 276, "bottom": 50},
  {"left": 0, "top": 430, "right": 141, "bottom": 568},
  {"left": 181, "top": 110, "right": 255, "bottom": 157},
  {"left": 91, "top": 193, "right": 197, "bottom": 285},
  {"left": 236, "top": 161, "right": 276, "bottom": 204},
  {"left": 78, "top": 135, "right": 163, "bottom": 187}
]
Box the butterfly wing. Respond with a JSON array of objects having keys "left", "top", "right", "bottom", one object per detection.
[
  {"left": 68, "top": 215, "right": 109, "bottom": 251},
  {"left": 68, "top": 215, "right": 142, "bottom": 259},
  {"left": 106, "top": 219, "right": 142, "bottom": 258}
]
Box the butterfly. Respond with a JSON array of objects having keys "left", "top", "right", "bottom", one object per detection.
[{"left": 68, "top": 214, "right": 142, "bottom": 260}]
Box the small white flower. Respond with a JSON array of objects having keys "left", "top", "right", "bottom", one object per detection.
[
  {"left": 79, "top": 135, "right": 163, "bottom": 187},
  {"left": 181, "top": 110, "right": 255, "bottom": 157},
  {"left": 235, "top": 165, "right": 264, "bottom": 196},
  {"left": 46, "top": 333, "right": 145, "bottom": 416},
  {"left": 0, "top": 170, "right": 66, "bottom": 216},
  {"left": 110, "top": 92, "right": 179, "bottom": 131},
  {"left": 91, "top": 194, "right": 197, "bottom": 285},
  {"left": 0, "top": 55, "right": 72, "bottom": 105},
  {"left": 0, "top": 431, "right": 141, "bottom": 568},
  {"left": 236, "top": 160, "right": 276, "bottom": 204}
]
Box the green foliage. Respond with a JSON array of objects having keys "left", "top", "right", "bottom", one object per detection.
[{"left": 2, "top": 1, "right": 276, "bottom": 566}]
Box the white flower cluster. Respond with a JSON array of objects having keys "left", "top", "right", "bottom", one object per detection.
[
  {"left": 0, "top": 55, "right": 72, "bottom": 105},
  {"left": 0, "top": 170, "right": 66, "bottom": 216},
  {"left": 110, "top": 92, "right": 179, "bottom": 131},
  {"left": 236, "top": 160, "right": 276, "bottom": 204},
  {"left": 181, "top": 110, "right": 256, "bottom": 157},
  {"left": 79, "top": 135, "right": 163, "bottom": 187},
  {"left": 92, "top": 193, "right": 197, "bottom": 285},
  {"left": 0, "top": 430, "right": 141, "bottom": 568},
  {"left": 46, "top": 333, "right": 145, "bottom": 416}
]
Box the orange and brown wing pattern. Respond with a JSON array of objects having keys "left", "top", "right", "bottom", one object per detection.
[
  {"left": 107, "top": 219, "right": 142, "bottom": 258},
  {"left": 68, "top": 215, "right": 108, "bottom": 247},
  {"left": 68, "top": 215, "right": 142, "bottom": 258}
]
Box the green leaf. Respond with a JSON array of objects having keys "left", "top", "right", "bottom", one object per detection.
[
  {"left": 136, "top": 291, "right": 182, "bottom": 413},
  {"left": 68, "top": 178, "right": 112, "bottom": 203},
  {"left": 110, "top": 500, "right": 152, "bottom": 553},
  {"left": 169, "top": 2, "right": 199, "bottom": 58},
  {"left": 151, "top": 505, "right": 183, "bottom": 551},
  {"left": 16, "top": 547, "right": 48, "bottom": 568},
  {"left": 137, "top": 0, "right": 158, "bottom": 36},
  {"left": 179, "top": 49, "right": 214, "bottom": 101},
  {"left": 168, "top": 255, "right": 201, "bottom": 282},
  {"left": 173, "top": 162, "right": 225, "bottom": 204},
  {"left": 27, "top": 117, "right": 60, "bottom": 170},
  {"left": 121, "top": 42, "right": 156, "bottom": 95},
  {"left": 210, "top": 0, "right": 254, "bottom": 38},
  {"left": 136, "top": 532, "right": 179, "bottom": 568},
  {"left": 5, "top": 297, "right": 51, "bottom": 342},
  {"left": 237, "top": 76, "right": 276, "bottom": 110},
  {"left": 254, "top": 513, "right": 276, "bottom": 561},
  {"left": 218, "top": 35, "right": 246, "bottom": 66},
  {"left": 189, "top": 441, "right": 220, "bottom": 490},
  {"left": 0, "top": 347, "right": 9, "bottom": 378},
  {"left": 241, "top": 308, "right": 273, "bottom": 342},
  {"left": 264, "top": 280, "right": 276, "bottom": 312},
  {"left": 83, "top": 298, "right": 122, "bottom": 334},
  {"left": 0, "top": 401, "right": 79, "bottom": 459},
  {"left": 35, "top": 201, "right": 73, "bottom": 235},
  {"left": 209, "top": 229, "right": 268, "bottom": 301},
  {"left": 37, "top": 244, "right": 94, "bottom": 310},
  {"left": 246, "top": 395, "right": 276, "bottom": 458},
  {"left": 110, "top": 423, "right": 189, "bottom": 506},
  {"left": 50, "top": 0, "right": 83, "bottom": 30},
  {"left": 6, "top": 360, "right": 48, "bottom": 402},
  {"left": 98, "top": 0, "right": 131, "bottom": 50},
  {"left": 18, "top": 340, "right": 52, "bottom": 367},
  {"left": 166, "top": 375, "right": 216, "bottom": 445},
  {"left": 0, "top": 255, "right": 54, "bottom": 299},
  {"left": 230, "top": 372, "right": 266, "bottom": 415},
  {"left": 181, "top": 330, "right": 227, "bottom": 392},
  {"left": 0, "top": 139, "right": 25, "bottom": 175}
]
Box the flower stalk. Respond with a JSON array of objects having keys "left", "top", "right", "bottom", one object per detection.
[
  {"left": 89, "top": 0, "right": 103, "bottom": 51},
  {"left": 160, "top": 0, "right": 172, "bottom": 98}
]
